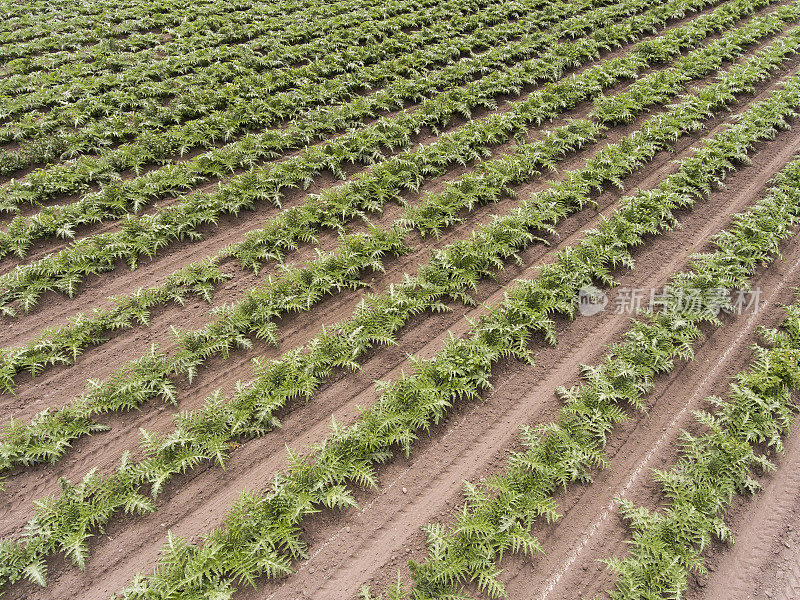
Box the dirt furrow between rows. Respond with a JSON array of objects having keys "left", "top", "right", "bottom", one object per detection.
[
  {"left": 0, "top": 0, "right": 755, "bottom": 338},
  {"left": 512, "top": 241, "right": 800, "bottom": 600},
  {"left": 262, "top": 138, "right": 800, "bottom": 600},
  {"left": 5, "top": 29, "right": 800, "bottom": 600}
]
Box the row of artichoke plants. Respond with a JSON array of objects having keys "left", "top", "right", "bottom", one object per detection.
[{"left": 3, "top": 29, "right": 800, "bottom": 596}]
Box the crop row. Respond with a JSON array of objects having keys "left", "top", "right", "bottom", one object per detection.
[
  {"left": 2, "top": 40, "right": 799, "bottom": 596},
  {"left": 0, "top": 0, "right": 396, "bottom": 82},
  {"left": 2, "top": 10, "right": 793, "bottom": 476},
  {"left": 0, "top": 119, "right": 599, "bottom": 470},
  {"left": 365, "top": 154, "right": 800, "bottom": 599},
  {"left": 0, "top": 0, "right": 757, "bottom": 317},
  {"left": 0, "top": 0, "right": 350, "bottom": 64},
  {"left": 2, "top": 0, "right": 791, "bottom": 473},
  {"left": 106, "top": 62, "right": 800, "bottom": 600},
  {"left": 0, "top": 0, "right": 296, "bottom": 60},
  {"left": 0, "top": 0, "right": 634, "bottom": 210},
  {"left": 0, "top": 0, "right": 531, "bottom": 121},
  {"left": 0, "top": 0, "right": 566, "bottom": 174},
  {"left": 0, "top": 0, "right": 504, "bottom": 149},
  {"left": 604, "top": 293, "right": 800, "bottom": 599}
]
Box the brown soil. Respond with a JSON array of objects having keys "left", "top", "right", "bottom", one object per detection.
[{"left": 4, "top": 2, "right": 800, "bottom": 600}]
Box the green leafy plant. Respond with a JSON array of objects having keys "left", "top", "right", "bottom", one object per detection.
[
  {"left": 4, "top": 51, "right": 800, "bottom": 595},
  {"left": 604, "top": 297, "right": 800, "bottom": 599}
]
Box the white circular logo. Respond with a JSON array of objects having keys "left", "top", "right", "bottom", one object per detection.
[{"left": 577, "top": 285, "right": 608, "bottom": 317}]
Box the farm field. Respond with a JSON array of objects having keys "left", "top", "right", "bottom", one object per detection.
[{"left": 2, "top": 0, "right": 800, "bottom": 598}]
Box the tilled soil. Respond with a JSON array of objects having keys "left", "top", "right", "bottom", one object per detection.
[{"left": 4, "top": 2, "right": 800, "bottom": 599}]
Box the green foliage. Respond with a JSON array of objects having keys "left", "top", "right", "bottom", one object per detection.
[
  {"left": 0, "top": 0, "right": 751, "bottom": 313},
  {"left": 2, "top": 0, "right": 787, "bottom": 478},
  {"left": 0, "top": 0, "right": 607, "bottom": 249},
  {"left": 605, "top": 295, "right": 800, "bottom": 599},
  {"left": 367, "top": 80, "right": 800, "bottom": 600},
  {"left": 4, "top": 0, "right": 800, "bottom": 597}
]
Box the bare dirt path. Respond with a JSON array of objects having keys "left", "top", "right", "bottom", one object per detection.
[
  {"left": 8, "top": 3, "right": 800, "bottom": 600},
  {"left": 6, "top": 52, "right": 800, "bottom": 600},
  {"left": 264, "top": 137, "right": 800, "bottom": 600}
]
